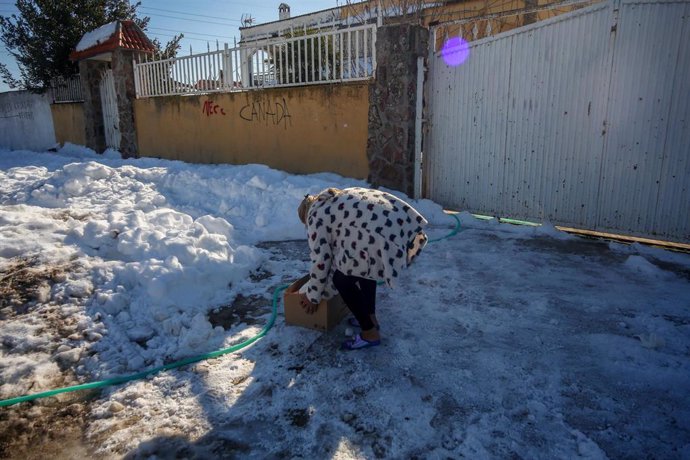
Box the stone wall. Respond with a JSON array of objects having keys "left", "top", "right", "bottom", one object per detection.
[
  {"left": 76, "top": 51, "right": 142, "bottom": 157},
  {"left": 79, "top": 59, "right": 108, "bottom": 153},
  {"left": 112, "top": 49, "right": 140, "bottom": 158},
  {"left": 367, "top": 24, "right": 428, "bottom": 197}
]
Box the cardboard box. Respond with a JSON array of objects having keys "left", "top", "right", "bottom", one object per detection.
[{"left": 283, "top": 275, "right": 349, "bottom": 331}]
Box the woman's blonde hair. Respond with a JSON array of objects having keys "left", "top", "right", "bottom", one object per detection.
[
  {"left": 297, "top": 194, "right": 317, "bottom": 225},
  {"left": 297, "top": 188, "right": 343, "bottom": 225}
]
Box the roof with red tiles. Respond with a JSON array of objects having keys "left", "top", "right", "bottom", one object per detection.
[{"left": 69, "top": 20, "right": 156, "bottom": 61}]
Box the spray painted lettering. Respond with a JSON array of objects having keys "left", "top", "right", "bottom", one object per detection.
[
  {"left": 0, "top": 101, "right": 34, "bottom": 120},
  {"left": 239, "top": 97, "right": 292, "bottom": 129},
  {"left": 202, "top": 100, "right": 226, "bottom": 116},
  {"left": 0, "top": 112, "right": 33, "bottom": 120}
]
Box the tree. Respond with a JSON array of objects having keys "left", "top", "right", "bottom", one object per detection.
[{"left": 0, "top": 0, "right": 182, "bottom": 91}]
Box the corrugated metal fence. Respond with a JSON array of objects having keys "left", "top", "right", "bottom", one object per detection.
[{"left": 425, "top": 0, "right": 690, "bottom": 243}]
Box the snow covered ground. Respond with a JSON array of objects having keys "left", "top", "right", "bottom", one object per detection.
[{"left": 1, "top": 145, "right": 689, "bottom": 459}]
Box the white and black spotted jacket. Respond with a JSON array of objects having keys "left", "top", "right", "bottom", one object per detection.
[{"left": 303, "top": 187, "right": 428, "bottom": 304}]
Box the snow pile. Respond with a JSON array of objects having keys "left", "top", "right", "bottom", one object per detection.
[
  {"left": 624, "top": 254, "right": 675, "bottom": 280},
  {"left": 0, "top": 146, "right": 448, "bottom": 374},
  {"left": 2, "top": 145, "right": 689, "bottom": 459},
  {"left": 75, "top": 21, "right": 117, "bottom": 52}
]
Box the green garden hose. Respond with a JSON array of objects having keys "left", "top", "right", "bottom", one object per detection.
[
  {"left": 0, "top": 284, "right": 287, "bottom": 408},
  {"left": 0, "top": 213, "right": 461, "bottom": 408},
  {"left": 429, "top": 213, "right": 461, "bottom": 242}
]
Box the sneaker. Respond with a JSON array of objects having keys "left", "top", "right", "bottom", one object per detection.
[{"left": 341, "top": 334, "right": 381, "bottom": 351}]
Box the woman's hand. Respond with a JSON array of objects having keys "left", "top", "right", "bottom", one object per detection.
[{"left": 299, "top": 293, "right": 319, "bottom": 314}]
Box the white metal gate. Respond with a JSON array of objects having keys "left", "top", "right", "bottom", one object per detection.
[
  {"left": 425, "top": 0, "right": 690, "bottom": 244},
  {"left": 99, "top": 69, "right": 120, "bottom": 150}
]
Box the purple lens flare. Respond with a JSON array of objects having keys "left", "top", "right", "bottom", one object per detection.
[{"left": 441, "top": 37, "right": 470, "bottom": 67}]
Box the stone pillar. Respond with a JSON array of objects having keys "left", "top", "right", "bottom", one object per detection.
[
  {"left": 112, "top": 49, "right": 139, "bottom": 158},
  {"left": 367, "top": 24, "right": 428, "bottom": 197},
  {"left": 79, "top": 59, "right": 109, "bottom": 153}
]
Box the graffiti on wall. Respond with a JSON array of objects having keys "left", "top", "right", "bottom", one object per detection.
[
  {"left": 239, "top": 96, "right": 292, "bottom": 129},
  {"left": 0, "top": 91, "right": 56, "bottom": 151},
  {"left": 0, "top": 102, "right": 34, "bottom": 120},
  {"left": 202, "top": 100, "right": 226, "bottom": 116}
]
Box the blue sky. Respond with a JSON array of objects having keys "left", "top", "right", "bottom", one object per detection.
[{"left": 0, "top": 0, "right": 338, "bottom": 92}]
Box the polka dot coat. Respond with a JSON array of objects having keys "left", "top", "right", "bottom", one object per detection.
[{"left": 303, "top": 187, "right": 428, "bottom": 304}]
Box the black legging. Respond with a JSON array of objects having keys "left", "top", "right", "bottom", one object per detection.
[{"left": 332, "top": 270, "right": 377, "bottom": 331}]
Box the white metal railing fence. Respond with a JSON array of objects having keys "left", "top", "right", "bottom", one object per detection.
[
  {"left": 50, "top": 75, "right": 83, "bottom": 103},
  {"left": 133, "top": 23, "right": 377, "bottom": 98},
  {"left": 134, "top": 45, "right": 237, "bottom": 97}
]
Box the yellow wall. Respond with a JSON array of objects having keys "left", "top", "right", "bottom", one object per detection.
[
  {"left": 134, "top": 83, "right": 370, "bottom": 179},
  {"left": 50, "top": 103, "right": 85, "bottom": 146}
]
